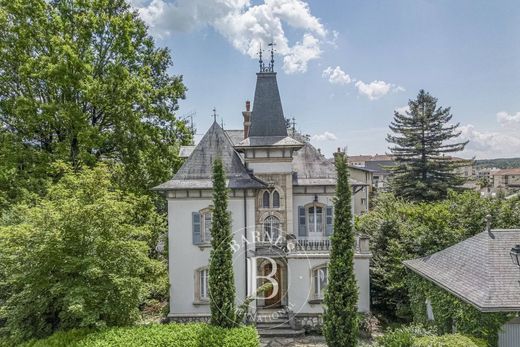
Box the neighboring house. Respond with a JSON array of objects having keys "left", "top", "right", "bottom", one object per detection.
[
  {"left": 154, "top": 63, "right": 371, "bottom": 335},
  {"left": 493, "top": 169, "right": 520, "bottom": 191},
  {"left": 348, "top": 155, "right": 395, "bottom": 191},
  {"left": 404, "top": 229, "right": 520, "bottom": 347}
]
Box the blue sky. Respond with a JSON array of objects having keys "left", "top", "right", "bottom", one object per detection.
[{"left": 131, "top": 0, "right": 520, "bottom": 159}]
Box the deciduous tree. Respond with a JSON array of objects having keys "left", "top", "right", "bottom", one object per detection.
[{"left": 0, "top": 0, "right": 191, "bottom": 206}]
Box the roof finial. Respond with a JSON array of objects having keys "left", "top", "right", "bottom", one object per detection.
[
  {"left": 212, "top": 107, "right": 217, "bottom": 123},
  {"left": 268, "top": 41, "right": 276, "bottom": 71},
  {"left": 258, "top": 43, "right": 264, "bottom": 72}
]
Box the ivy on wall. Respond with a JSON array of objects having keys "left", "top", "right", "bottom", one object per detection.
[{"left": 407, "top": 272, "right": 514, "bottom": 347}]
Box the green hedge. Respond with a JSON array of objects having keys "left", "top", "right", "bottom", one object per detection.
[
  {"left": 19, "top": 323, "right": 259, "bottom": 347},
  {"left": 414, "top": 334, "right": 486, "bottom": 347},
  {"left": 407, "top": 272, "right": 512, "bottom": 346}
]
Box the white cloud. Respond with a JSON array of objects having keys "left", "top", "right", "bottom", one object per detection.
[
  {"left": 322, "top": 66, "right": 351, "bottom": 85},
  {"left": 459, "top": 124, "right": 520, "bottom": 158},
  {"left": 133, "top": 0, "right": 328, "bottom": 74},
  {"left": 355, "top": 80, "right": 394, "bottom": 100},
  {"left": 496, "top": 111, "right": 520, "bottom": 128},
  {"left": 354, "top": 80, "right": 404, "bottom": 100},
  {"left": 311, "top": 131, "right": 338, "bottom": 141},
  {"left": 395, "top": 105, "right": 410, "bottom": 115}
]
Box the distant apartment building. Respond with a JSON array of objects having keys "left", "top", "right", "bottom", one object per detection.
[{"left": 492, "top": 169, "right": 520, "bottom": 191}]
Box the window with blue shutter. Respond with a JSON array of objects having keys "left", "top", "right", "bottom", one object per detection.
[
  {"left": 298, "top": 206, "right": 307, "bottom": 237},
  {"left": 325, "top": 206, "right": 333, "bottom": 236},
  {"left": 192, "top": 212, "right": 201, "bottom": 244}
]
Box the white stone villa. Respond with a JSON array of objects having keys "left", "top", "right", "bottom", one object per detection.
[{"left": 154, "top": 60, "right": 371, "bottom": 333}]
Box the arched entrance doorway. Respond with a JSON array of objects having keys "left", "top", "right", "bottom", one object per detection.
[{"left": 257, "top": 258, "right": 286, "bottom": 308}]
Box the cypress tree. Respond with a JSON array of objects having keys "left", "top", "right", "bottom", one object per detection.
[
  {"left": 323, "top": 151, "right": 359, "bottom": 347},
  {"left": 387, "top": 90, "right": 470, "bottom": 201},
  {"left": 209, "top": 158, "right": 237, "bottom": 327}
]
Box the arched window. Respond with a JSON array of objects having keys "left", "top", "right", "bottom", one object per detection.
[
  {"left": 263, "top": 216, "right": 280, "bottom": 241},
  {"left": 312, "top": 265, "right": 328, "bottom": 299},
  {"left": 262, "top": 191, "right": 270, "bottom": 208},
  {"left": 272, "top": 191, "right": 280, "bottom": 208}
]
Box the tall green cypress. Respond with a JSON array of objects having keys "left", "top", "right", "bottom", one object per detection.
[
  {"left": 323, "top": 151, "right": 359, "bottom": 347},
  {"left": 208, "top": 158, "right": 237, "bottom": 327},
  {"left": 387, "top": 90, "right": 470, "bottom": 201}
]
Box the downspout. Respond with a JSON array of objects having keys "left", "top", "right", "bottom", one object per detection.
[{"left": 244, "top": 189, "right": 248, "bottom": 296}]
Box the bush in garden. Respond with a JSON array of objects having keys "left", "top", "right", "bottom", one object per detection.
[
  {"left": 413, "top": 334, "right": 486, "bottom": 347},
  {"left": 19, "top": 323, "right": 259, "bottom": 347},
  {"left": 0, "top": 165, "right": 164, "bottom": 343},
  {"left": 376, "top": 325, "right": 435, "bottom": 347}
]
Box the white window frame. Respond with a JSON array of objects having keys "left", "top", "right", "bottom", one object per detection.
[
  {"left": 312, "top": 265, "right": 328, "bottom": 300},
  {"left": 306, "top": 202, "right": 326, "bottom": 235},
  {"left": 263, "top": 215, "right": 281, "bottom": 241},
  {"left": 200, "top": 208, "right": 212, "bottom": 243},
  {"left": 196, "top": 267, "right": 209, "bottom": 302}
]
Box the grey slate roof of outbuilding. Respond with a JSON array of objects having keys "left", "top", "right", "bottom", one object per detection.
[
  {"left": 153, "top": 122, "right": 266, "bottom": 190},
  {"left": 248, "top": 72, "right": 288, "bottom": 138},
  {"left": 404, "top": 230, "right": 520, "bottom": 312}
]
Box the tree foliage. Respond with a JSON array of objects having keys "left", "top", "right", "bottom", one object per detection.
[
  {"left": 387, "top": 90, "right": 470, "bottom": 201},
  {"left": 357, "top": 191, "right": 520, "bottom": 321},
  {"left": 0, "top": 0, "right": 191, "bottom": 207},
  {"left": 208, "top": 158, "right": 237, "bottom": 328},
  {"left": 0, "top": 164, "right": 165, "bottom": 343},
  {"left": 323, "top": 152, "right": 359, "bottom": 347}
]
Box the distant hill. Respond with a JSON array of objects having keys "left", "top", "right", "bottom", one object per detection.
[{"left": 476, "top": 158, "right": 520, "bottom": 169}]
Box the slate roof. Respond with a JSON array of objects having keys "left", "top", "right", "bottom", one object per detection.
[
  {"left": 153, "top": 122, "right": 266, "bottom": 190},
  {"left": 292, "top": 140, "right": 367, "bottom": 187},
  {"left": 404, "top": 230, "right": 520, "bottom": 312},
  {"left": 236, "top": 135, "right": 302, "bottom": 148},
  {"left": 248, "top": 72, "right": 288, "bottom": 137}
]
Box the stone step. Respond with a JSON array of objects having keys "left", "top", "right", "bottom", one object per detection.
[
  {"left": 256, "top": 322, "right": 292, "bottom": 330},
  {"left": 258, "top": 328, "right": 305, "bottom": 338}
]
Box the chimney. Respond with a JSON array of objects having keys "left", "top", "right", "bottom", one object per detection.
[{"left": 242, "top": 100, "right": 251, "bottom": 139}]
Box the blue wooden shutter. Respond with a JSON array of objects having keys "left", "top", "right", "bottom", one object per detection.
[
  {"left": 325, "top": 206, "right": 333, "bottom": 236},
  {"left": 192, "top": 212, "right": 201, "bottom": 244},
  {"left": 298, "top": 206, "right": 307, "bottom": 237}
]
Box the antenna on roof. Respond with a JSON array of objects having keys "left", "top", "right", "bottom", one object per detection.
[{"left": 212, "top": 107, "right": 218, "bottom": 123}]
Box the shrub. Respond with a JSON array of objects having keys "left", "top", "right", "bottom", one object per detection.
[
  {"left": 376, "top": 325, "right": 434, "bottom": 347},
  {"left": 413, "top": 334, "right": 486, "bottom": 347},
  {"left": 20, "top": 323, "right": 259, "bottom": 347},
  {"left": 0, "top": 165, "right": 165, "bottom": 343}
]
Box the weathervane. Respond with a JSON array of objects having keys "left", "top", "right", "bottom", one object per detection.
[
  {"left": 258, "top": 41, "right": 276, "bottom": 73},
  {"left": 268, "top": 41, "right": 276, "bottom": 71}
]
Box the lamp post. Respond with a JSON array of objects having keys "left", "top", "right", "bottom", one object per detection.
[{"left": 510, "top": 245, "right": 520, "bottom": 268}]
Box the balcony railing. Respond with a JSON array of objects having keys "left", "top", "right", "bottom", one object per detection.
[{"left": 286, "top": 235, "right": 370, "bottom": 254}]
